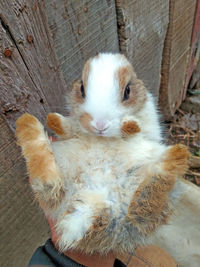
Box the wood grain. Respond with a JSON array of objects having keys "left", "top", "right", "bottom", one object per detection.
[
  {"left": 0, "top": 114, "right": 50, "bottom": 267},
  {"left": 186, "top": 0, "right": 200, "bottom": 90},
  {"left": 159, "top": 0, "right": 197, "bottom": 119},
  {"left": 0, "top": 1, "right": 119, "bottom": 266},
  {"left": 116, "top": 0, "right": 169, "bottom": 97},
  {"left": 44, "top": 0, "right": 119, "bottom": 86},
  {"left": 0, "top": 0, "right": 68, "bottom": 130},
  {"left": 0, "top": 1, "right": 66, "bottom": 266}
]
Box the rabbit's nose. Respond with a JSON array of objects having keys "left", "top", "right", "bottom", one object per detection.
[{"left": 95, "top": 120, "right": 109, "bottom": 131}]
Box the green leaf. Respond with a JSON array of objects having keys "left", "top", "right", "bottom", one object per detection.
[{"left": 195, "top": 148, "right": 200, "bottom": 157}]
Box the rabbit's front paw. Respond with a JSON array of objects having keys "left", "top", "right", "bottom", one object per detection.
[
  {"left": 46, "top": 113, "right": 72, "bottom": 139},
  {"left": 121, "top": 116, "right": 140, "bottom": 136},
  {"left": 16, "top": 113, "right": 43, "bottom": 145},
  {"left": 46, "top": 113, "right": 65, "bottom": 135},
  {"left": 163, "top": 144, "right": 190, "bottom": 176}
]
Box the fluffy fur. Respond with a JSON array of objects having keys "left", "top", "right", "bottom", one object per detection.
[
  {"left": 151, "top": 180, "right": 200, "bottom": 267},
  {"left": 16, "top": 53, "right": 189, "bottom": 255}
]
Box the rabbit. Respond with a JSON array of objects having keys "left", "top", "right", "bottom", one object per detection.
[{"left": 16, "top": 53, "right": 189, "bottom": 255}]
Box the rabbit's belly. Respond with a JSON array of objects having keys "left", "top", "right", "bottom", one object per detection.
[
  {"left": 54, "top": 144, "right": 144, "bottom": 227},
  {"left": 52, "top": 139, "right": 145, "bottom": 203},
  {"left": 52, "top": 139, "right": 148, "bottom": 215},
  {"left": 51, "top": 140, "right": 158, "bottom": 253},
  {"left": 54, "top": 152, "right": 145, "bottom": 253},
  {"left": 54, "top": 153, "right": 147, "bottom": 254}
]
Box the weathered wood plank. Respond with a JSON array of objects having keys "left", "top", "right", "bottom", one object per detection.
[
  {"left": 0, "top": 21, "right": 47, "bottom": 130},
  {"left": 116, "top": 0, "right": 169, "bottom": 97},
  {"left": 0, "top": 115, "right": 50, "bottom": 267},
  {"left": 186, "top": 0, "right": 200, "bottom": 90},
  {"left": 0, "top": 0, "right": 68, "bottom": 130},
  {"left": 44, "top": 0, "right": 119, "bottom": 85},
  {"left": 0, "top": 1, "right": 68, "bottom": 266},
  {"left": 0, "top": 1, "right": 119, "bottom": 266},
  {"left": 159, "top": 0, "right": 197, "bottom": 119}
]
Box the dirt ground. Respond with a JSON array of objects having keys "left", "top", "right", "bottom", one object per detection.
[{"left": 165, "top": 90, "right": 200, "bottom": 186}]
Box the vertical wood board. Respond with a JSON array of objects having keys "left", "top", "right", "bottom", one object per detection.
[
  {"left": 186, "top": 0, "right": 200, "bottom": 90},
  {"left": 159, "top": 0, "right": 197, "bottom": 119},
  {"left": 116, "top": 0, "right": 169, "bottom": 97},
  {"left": 44, "top": 0, "right": 119, "bottom": 86},
  {"left": 0, "top": 1, "right": 68, "bottom": 266},
  {"left": 0, "top": 0, "right": 68, "bottom": 130}
]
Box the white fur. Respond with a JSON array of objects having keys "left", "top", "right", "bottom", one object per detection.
[
  {"left": 137, "top": 92, "right": 162, "bottom": 141},
  {"left": 81, "top": 54, "right": 126, "bottom": 136},
  {"left": 71, "top": 53, "right": 162, "bottom": 140},
  {"left": 57, "top": 206, "right": 93, "bottom": 251},
  {"left": 84, "top": 54, "right": 125, "bottom": 122}
]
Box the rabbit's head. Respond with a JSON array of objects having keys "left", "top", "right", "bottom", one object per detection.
[{"left": 69, "top": 53, "right": 147, "bottom": 137}]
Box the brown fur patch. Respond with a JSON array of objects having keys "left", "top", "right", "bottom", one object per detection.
[
  {"left": 77, "top": 223, "right": 110, "bottom": 254},
  {"left": 71, "top": 205, "right": 111, "bottom": 254},
  {"left": 16, "top": 114, "right": 41, "bottom": 144},
  {"left": 36, "top": 184, "right": 65, "bottom": 210},
  {"left": 117, "top": 66, "right": 133, "bottom": 94},
  {"left": 127, "top": 174, "right": 175, "bottom": 234},
  {"left": 80, "top": 112, "right": 93, "bottom": 132},
  {"left": 16, "top": 114, "right": 61, "bottom": 183},
  {"left": 27, "top": 144, "right": 58, "bottom": 181},
  {"left": 117, "top": 66, "right": 147, "bottom": 112},
  {"left": 163, "top": 144, "right": 190, "bottom": 176},
  {"left": 71, "top": 59, "right": 91, "bottom": 104},
  {"left": 16, "top": 114, "right": 64, "bottom": 208},
  {"left": 121, "top": 121, "right": 140, "bottom": 135},
  {"left": 90, "top": 210, "right": 109, "bottom": 232},
  {"left": 71, "top": 80, "right": 84, "bottom": 104},
  {"left": 46, "top": 113, "right": 65, "bottom": 135},
  {"left": 61, "top": 207, "right": 76, "bottom": 219}
]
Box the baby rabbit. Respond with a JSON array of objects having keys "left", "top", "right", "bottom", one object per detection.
[{"left": 16, "top": 53, "right": 189, "bottom": 255}]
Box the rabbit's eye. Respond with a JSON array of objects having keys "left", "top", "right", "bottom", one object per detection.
[
  {"left": 81, "top": 82, "right": 85, "bottom": 98},
  {"left": 123, "top": 85, "right": 130, "bottom": 101}
]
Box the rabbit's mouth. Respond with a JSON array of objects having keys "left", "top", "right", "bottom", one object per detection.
[
  {"left": 95, "top": 127, "right": 109, "bottom": 136},
  {"left": 98, "top": 130, "right": 105, "bottom": 136}
]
